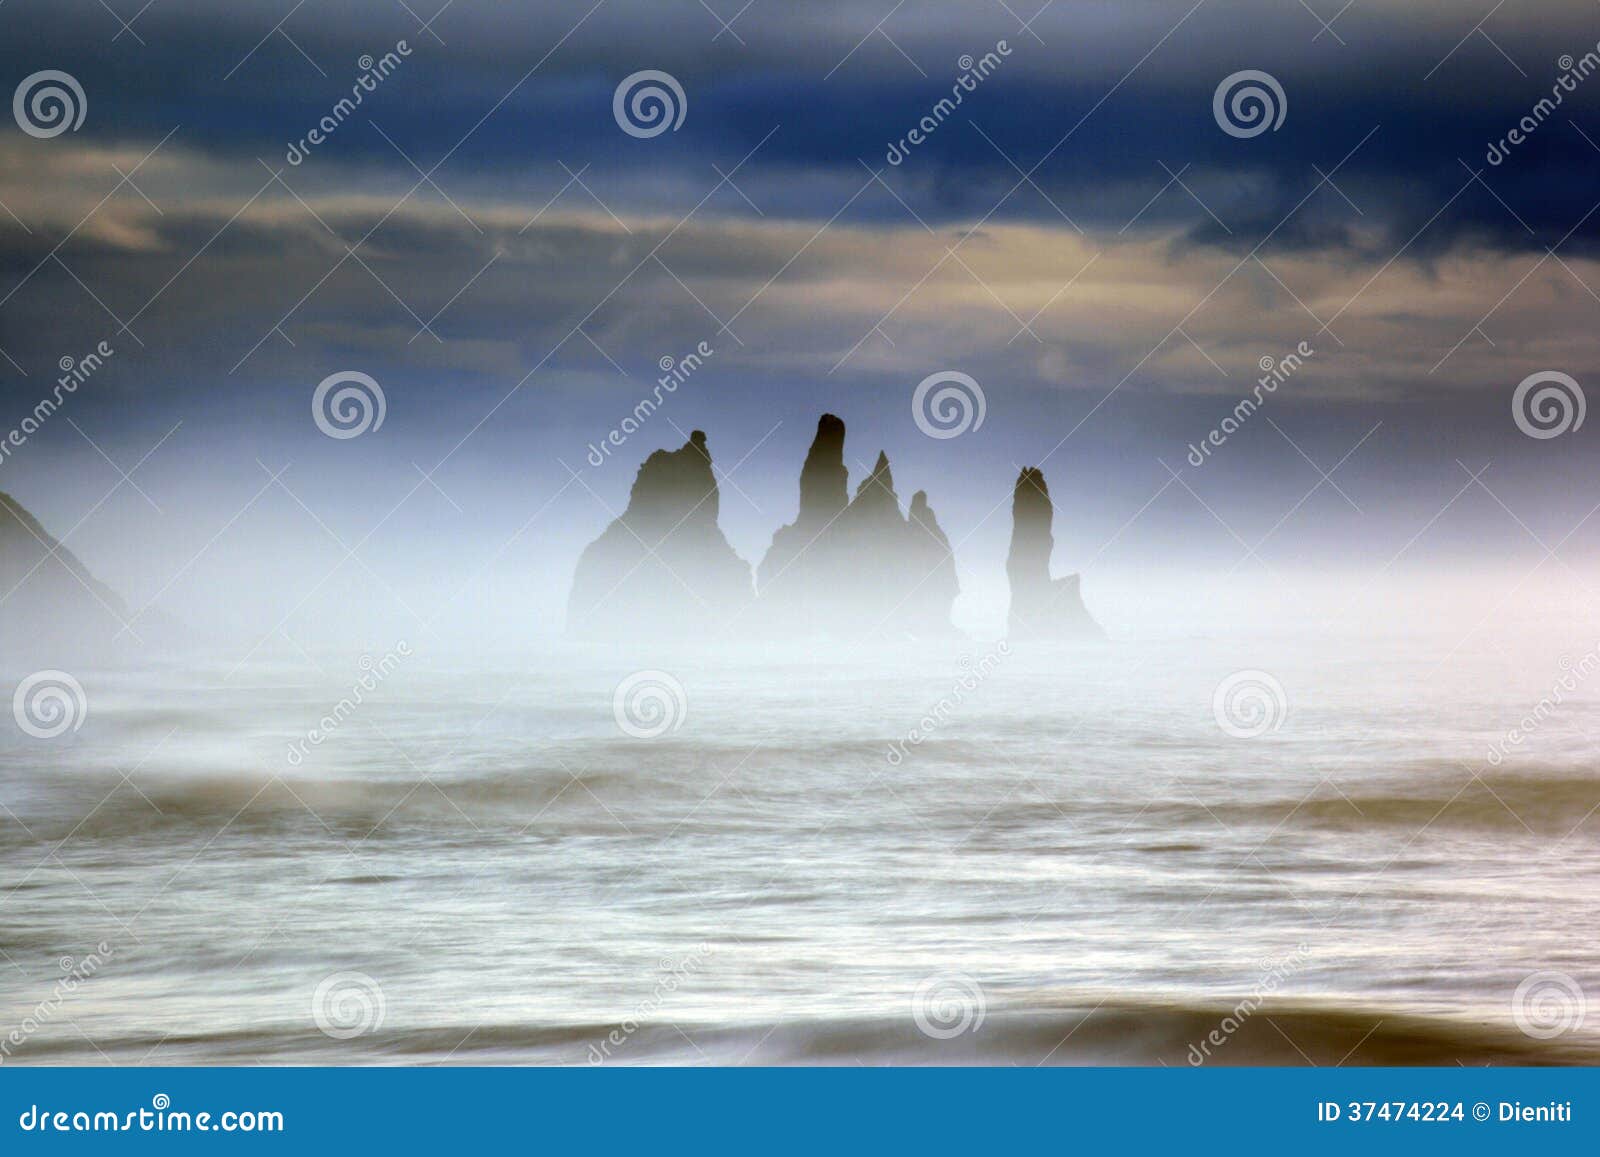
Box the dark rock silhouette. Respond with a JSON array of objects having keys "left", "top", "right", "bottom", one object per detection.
[
  {"left": 0, "top": 490, "right": 134, "bottom": 652},
  {"left": 568, "top": 420, "right": 1103, "bottom": 643},
  {"left": 795, "top": 412, "right": 848, "bottom": 521},
  {"left": 1006, "top": 468, "right": 1102, "bottom": 639},
  {"left": 906, "top": 489, "right": 959, "bottom": 633},
  {"left": 567, "top": 431, "right": 753, "bottom": 637},
  {"left": 755, "top": 414, "right": 845, "bottom": 603},
  {"left": 755, "top": 415, "right": 958, "bottom": 637},
  {"left": 0, "top": 491, "right": 127, "bottom": 615}
]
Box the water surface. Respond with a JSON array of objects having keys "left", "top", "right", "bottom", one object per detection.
[{"left": 2, "top": 631, "right": 1597, "bottom": 1065}]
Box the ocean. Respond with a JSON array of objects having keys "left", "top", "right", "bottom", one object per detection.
[{"left": 3, "top": 625, "right": 1598, "bottom": 1066}]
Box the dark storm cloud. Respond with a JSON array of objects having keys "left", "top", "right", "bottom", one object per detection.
[
  {"left": 0, "top": 0, "right": 1597, "bottom": 444},
  {"left": 7, "top": 0, "right": 1599, "bottom": 253}
]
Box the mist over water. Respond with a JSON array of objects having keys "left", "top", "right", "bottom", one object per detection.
[
  {"left": 4, "top": 0, "right": 1600, "bottom": 1082},
  {"left": 4, "top": 572, "right": 1598, "bottom": 1065}
]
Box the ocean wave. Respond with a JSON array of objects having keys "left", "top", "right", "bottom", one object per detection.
[
  {"left": 1223, "top": 765, "right": 1600, "bottom": 834},
  {"left": 977, "top": 763, "right": 1600, "bottom": 836},
  {"left": 9, "top": 754, "right": 1595, "bottom": 848},
  {"left": 9, "top": 1000, "right": 1593, "bottom": 1067},
  {"left": 0, "top": 765, "right": 681, "bottom": 844}
]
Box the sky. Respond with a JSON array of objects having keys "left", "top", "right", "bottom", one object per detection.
[{"left": 0, "top": 0, "right": 1598, "bottom": 643}]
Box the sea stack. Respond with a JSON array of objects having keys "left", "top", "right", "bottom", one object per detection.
[
  {"left": 1005, "top": 468, "right": 1102, "bottom": 639},
  {"left": 0, "top": 490, "right": 132, "bottom": 652},
  {"left": 755, "top": 414, "right": 958, "bottom": 638},
  {"left": 566, "top": 431, "right": 753, "bottom": 638}
]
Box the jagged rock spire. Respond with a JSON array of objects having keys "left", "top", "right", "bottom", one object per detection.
[
  {"left": 566, "top": 432, "right": 753, "bottom": 638},
  {"left": 1005, "top": 467, "right": 1102, "bottom": 639},
  {"left": 754, "top": 415, "right": 958, "bottom": 638},
  {"left": 795, "top": 413, "right": 847, "bottom": 523}
]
